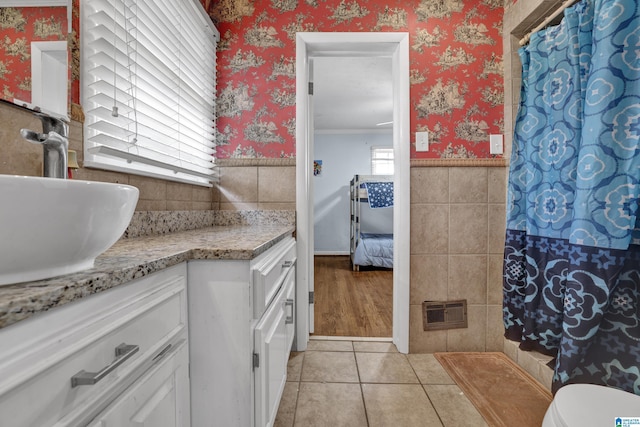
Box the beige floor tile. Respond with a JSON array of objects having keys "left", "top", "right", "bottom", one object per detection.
[
  {"left": 287, "top": 352, "right": 304, "bottom": 382},
  {"left": 362, "top": 384, "right": 443, "bottom": 427},
  {"left": 280, "top": 340, "right": 546, "bottom": 426},
  {"left": 294, "top": 382, "right": 367, "bottom": 427},
  {"left": 353, "top": 341, "right": 398, "bottom": 353},
  {"left": 356, "top": 353, "right": 419, "bottom": 384},
  {"left": 301, "top": 351, "right": 360, "bottom": 383},
  {"left": 274, "top": 381, "right": 299, "bottom": 427},
  {"left": 407, "top": 354, "right": 455, "bottom": 385},
  {"left": 307, "top": 340, "right": 354, "bottom": 352},
  {"left": 424, "top": 384, "right": 488, "bottom": 427}
]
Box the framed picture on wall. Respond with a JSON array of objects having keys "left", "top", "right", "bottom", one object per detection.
[{"left": 314, "top": 160, "right": 322, "bottom": 176}]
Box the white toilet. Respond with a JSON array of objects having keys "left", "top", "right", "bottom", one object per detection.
[{"left": 543, "top": 383, "right": 640, "bottom": 426}]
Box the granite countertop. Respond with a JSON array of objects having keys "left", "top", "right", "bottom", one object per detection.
[{"left": 0, "top": 224, "right": 295, "bottom": 330}]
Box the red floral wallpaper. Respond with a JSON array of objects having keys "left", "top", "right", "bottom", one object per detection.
[
  {"left": 0, "top": 7, "right": 67, "bottom": 106},
  {"left": 505, "top": 0, "right": 517, "bottom": 9},
  {"left": 209, "top": 0, "right": 504, "bottom": 159},
  {"left": 70, "top": 0, "right": 80, "bottom": 107}
]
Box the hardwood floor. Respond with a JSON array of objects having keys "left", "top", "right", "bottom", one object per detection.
[{"left": 313, "top": 256, "right": 393, "bottom": 337}]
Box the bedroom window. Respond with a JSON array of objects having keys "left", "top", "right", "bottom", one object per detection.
[
  {"left": 371, "top": 147, "right": 394, "bottom": 175},
  {"left": 81, "top": 0, "right": 219, "bottom": 186}
]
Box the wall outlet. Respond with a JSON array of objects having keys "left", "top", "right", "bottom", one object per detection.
[
  {"left": 490, "top": 134, "right": 503, "bottom": 155},
  {"left": 416, "top": 131, "right": 429, "bottom": 152}
]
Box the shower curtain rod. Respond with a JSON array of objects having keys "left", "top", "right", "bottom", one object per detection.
[{"left": 519, "top": 0, "right": 580, "bottom": 46}]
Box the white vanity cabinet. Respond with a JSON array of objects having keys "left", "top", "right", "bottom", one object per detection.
[
  {"left": 189, "top": 236, "right": 296, "bottom": 427},
  {"left": 0, "top": 263, "right": 190, "bottom": 427}
]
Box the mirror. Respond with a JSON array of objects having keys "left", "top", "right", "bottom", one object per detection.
[{"left": 0, "top": 1, "right": 72, "bottom": 119}]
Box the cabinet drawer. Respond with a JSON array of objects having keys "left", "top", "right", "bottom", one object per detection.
[
  {"left": 86, "top": 339, "right": 190, "bottom": 427},
  {"left": 252, "top": 236, "right": 296, "bottom": 318},
  {"left": 0, "top": 264, "right": 188, "bottom": 427}
]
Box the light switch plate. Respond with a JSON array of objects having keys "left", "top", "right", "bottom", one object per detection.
[
  {"left": 490, "top": 134, "right": 503, "bottom": 155},
  {"left": 416, "top": 131, "right": 429, "bottom": 152}
]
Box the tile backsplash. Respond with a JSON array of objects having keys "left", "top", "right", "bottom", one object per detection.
[
  {"left": 217, "top": 162, "right": 296, "bottom": 211},
  {"left": 409, "top": 166, "right": 507, "bottom": 354},
  {"left": 0, "top": 102, "right": 215, "bottom": 211},
  {"left": 0, "top": 101, "right": 299, "bottom": 212}
]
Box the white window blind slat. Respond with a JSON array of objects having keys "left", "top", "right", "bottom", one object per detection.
[
  {"left": 90, "top": 50, "right": 202, "bottom": 114},
  {"left": 82, "top": 0, "right": 218, "bottom": 186},
  {"left": 90, "top": 106, "right": 134, "bottom": 127},
  {"left": 87, "top": 37, "right": 131, "bottom": 71},
  {"left": 88, "top": 80, "right": 132, "bottom": 104},
  {"left": 116, "top": 115, "right": 214, "bottom": 156},
  {"left": 134, "top": 3, "right": 214, "bottom": 96},
  {"left": 89, "top": 120, "right": 135, "bottom": 140},
  {"left": 89, "top": 64, "right": 131, "bottom": 92},
  {"left": 88, "top": 133, "right": 135, "bottom": 151},
  {"left": 88, "top": 146, "right": 216, "bottom": 178},
  {"left": 87, "top": 93, "right": 134, "bottom": 115},
  {"left": 175, "top": 0, "right": 217, "bottom": 49},
  {"left": 89, "top": 132, "right": 214, "bottom": 173}
]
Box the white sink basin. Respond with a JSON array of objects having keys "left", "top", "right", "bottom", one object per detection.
[{"left": 0, "top": 175, "right": 139, "bottom": 286}]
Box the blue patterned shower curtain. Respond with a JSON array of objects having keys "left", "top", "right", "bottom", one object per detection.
[{"left": 504, "top": 0, "right": 640, "bottom": 395}]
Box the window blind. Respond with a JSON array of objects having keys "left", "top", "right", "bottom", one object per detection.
[{"left": 81, "top": 0, "right": 219, "bottom": 186}]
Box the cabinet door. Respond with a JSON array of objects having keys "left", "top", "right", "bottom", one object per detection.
[
  {"left": 87, "top": 340, "right": 190, "bottom": 427},
  {"left": 253, "top": 280, "right": 290, "bottom": 427}
]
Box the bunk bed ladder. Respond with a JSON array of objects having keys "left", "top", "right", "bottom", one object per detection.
[{"left": 350, "top": 175, "right": 361, "bottom": 271}]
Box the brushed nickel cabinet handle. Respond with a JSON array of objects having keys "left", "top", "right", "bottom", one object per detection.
[
  {"left": 71, "top": 343, "right": 139, "bottom": 388},
  {"left": 285, "top": 299, "right": 294, "bottom": 324},
  {"left": 152, "top": 343, "right": 173, "bottom": 362},
  {"left": 282, "top": 260, "right": 294, "bottom": 268}
]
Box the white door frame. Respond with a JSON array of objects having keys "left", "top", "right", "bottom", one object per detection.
[
  {"left": 295, "top": 32, "right": 410, "bottom": 353},
  {"left": 30, "top": 41, "right": 68, "bottom": 117}
]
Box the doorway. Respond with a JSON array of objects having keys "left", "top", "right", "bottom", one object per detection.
[
  {"left": 312, "top": 55, "right": 394, "bottom": 337},
  {"left": 295, "top": 32, "right": 410, "bottom": 353}
]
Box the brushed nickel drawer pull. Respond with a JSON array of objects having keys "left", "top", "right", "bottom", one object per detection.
[
  {"left": 285, "top": 299, "right": 294, "bottom": 324},
  {"left": 282, "top": 260, "right": 294, "bottom": 268},
  {"left": 152, "top": 343, "right": 173, "bottom": 362},
  {"left": 71, "top": 343, "right": 139, "bottom": 388}
]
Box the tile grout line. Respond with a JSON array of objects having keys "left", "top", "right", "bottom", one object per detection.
[
  {"left": 290, "top": 378, "right": 301, "bottom": 427},
  {"left": 406, "top": 354, "right": 447, "bottom": 427},
  {"left": 290, "top": 351, "right": 305, "bottom": 427},
  {"left": 403, "top": 354, "right": 447, "bottom": 426},
  {"left": 351, "top": 343, "right": 372, "bottom": 426}
]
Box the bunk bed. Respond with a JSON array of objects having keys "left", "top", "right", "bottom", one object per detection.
[{"left": 350, "top": 174, "right": 394, "bottom": 271}]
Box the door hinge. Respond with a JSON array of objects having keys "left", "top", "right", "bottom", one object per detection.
[
  {"left": 253, "top": 352, "right": 260, "bottom": 369},
  {"left": 309, "top": 291, "right": 314, "bottom": 304},
  {"left": 308, "top": 82, "right": 313, "bottom": 95}
]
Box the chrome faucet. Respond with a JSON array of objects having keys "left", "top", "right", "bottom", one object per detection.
[{"left": 20, "top": 113, "right": 69, "bottom": 179}]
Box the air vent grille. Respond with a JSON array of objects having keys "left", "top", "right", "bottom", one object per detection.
[{"left": 422, "top": 300, "right": 468, "bottom": 331}]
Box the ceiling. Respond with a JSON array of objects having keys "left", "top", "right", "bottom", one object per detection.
[{"left": 312, "top": 56, "right": 393, "bottom": 132}]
